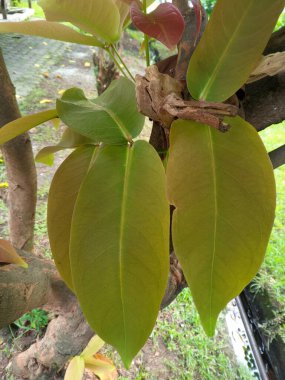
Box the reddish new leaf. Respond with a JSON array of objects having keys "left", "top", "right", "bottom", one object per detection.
[{"left": 130, "top": 2, "right": 185, "bottom": 50}]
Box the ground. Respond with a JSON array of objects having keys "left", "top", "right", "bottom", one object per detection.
[{"left": 0, "top": 24, "right": 284, "bottom": 380}]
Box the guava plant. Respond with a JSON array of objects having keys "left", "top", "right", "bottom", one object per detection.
[{"left": 0, "top": 0, "right": 283, "bottom": 369}]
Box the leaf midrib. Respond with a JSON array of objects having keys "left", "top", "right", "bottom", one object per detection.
[
  {"left": 199, "top": 0, "right": 254, "bottom": 100},
  {"left": 93, "top": 102, "right": 132, "bottom": 142},
  {"left": 208, "top": 127, "right": 218, "bottom": 334},
  {"left": 118, "top": 146, "right": 133, "bottom": 355}
]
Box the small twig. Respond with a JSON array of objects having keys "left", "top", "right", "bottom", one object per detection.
[
  {"left": 111, "top": 44, "right": 135, "bottom": 82},
  {"left": 106, "top": 46, "right": 129, "bottom": 79},
  {"left": 142, "top": 0, "right": 150, "bottom": 67}
]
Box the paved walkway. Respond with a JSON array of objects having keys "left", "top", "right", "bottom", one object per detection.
[{"left": 0, "top": 33, "right": 76, "bottom": 97}]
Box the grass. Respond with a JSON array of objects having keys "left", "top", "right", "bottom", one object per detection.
[
  {"left": 250, "top": 122, "right": 285, "bottom": 344},
  {"left": 257, "top": 122, "right": 285, "bottom": 308}
]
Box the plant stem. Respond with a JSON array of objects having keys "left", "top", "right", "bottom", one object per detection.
[
  {"left": 111, "top": 44, "right": 135, "bottom": 82},
  {"left": 105, "top": 46, "right": 129, "bottom": 79},
  {"left": 143, "top": 0, "right": 150, "bottom": 67}
]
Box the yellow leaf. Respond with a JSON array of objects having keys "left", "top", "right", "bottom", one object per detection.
[
  {"left": 0, "top": 239, "right": 28, "bottom": 268},
  {"left": 57, "top": 89, "right": 65, "bottom": 95},
  {"left": 42, "top": 72, "right": 50, "bottom": 78},
  {"left": 81, "top": 336, "right": 105, "bottom": 360},
  {"left": 0, "top": 182, "right": 9, "bottom": 188},
  {"left": 85, "top": 357, "right": 117, "bottom": 380},
  {"left": 84, "top": 61, "right": 91, "bottom": 67},
  {"left": 39, "top": 99, "right": 54, "bottom": 104},
  {"left": 64, "top": 356, "right": 85, "bottom": 380}
]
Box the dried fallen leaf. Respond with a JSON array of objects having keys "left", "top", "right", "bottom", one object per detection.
[{"left": 39, "top": 99, "right": 54, "bottom": 104}]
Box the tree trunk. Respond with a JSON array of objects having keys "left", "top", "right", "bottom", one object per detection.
[{"left": 0, "top": 49, "right": 37, "bottom": 251}]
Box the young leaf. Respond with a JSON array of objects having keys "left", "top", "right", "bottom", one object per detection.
[
  {"left": 57, "top": 78, "right": 145, "bottom": 144},
  {"left": 70, "top": 141, "right": 169, "bottom": 366},
  {"left": 0, "top": 21, "right": 103, "bottom": 47},
  {"left": 166, "top": 118, "right": 276, "bottom": 335},
  {"left": 36, "top": 128, "right": 92, "bottom": 166},
  {"left": 48, "top": 146, "right": 96, "bottom": 290},
  {"left": 64, "top": 356, "right": 85, "bottom": 380},
  {"left": 39, "top": 0, "right": 121, "bottom": 43},
  {"left": 0, "top": 109, "right": 58, "bottom": 145},
  {"left": 0, "top": 239, "right": 28, "bottom": 268},
  {"left": 187, "top": 0, "right": 285, "bottom": 101},
  {"left": 130, "top": 2, "right": 185, "bottom": 50},
  {"left": 81, "top": 335, "right": 105, "bottom": 360}
]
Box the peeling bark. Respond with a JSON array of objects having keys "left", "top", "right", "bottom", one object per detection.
[{"left": 0, "top": 49, "right": 37, "bottom": 251}]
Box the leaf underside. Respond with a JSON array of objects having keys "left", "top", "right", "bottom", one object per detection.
[
  {"left": 166, "top": 118, "right": 276, "bottom": 335},
  {"left": 187, "top": 0, "right": 285, "bottom": 101},
  {"left": 57, "top": 78, "right": 145, "bottom": 144},
  {"left": 0, "top": 21, "right": 103, "bottom": 46},
  {"left": 39, "top": 0, "right": 121, "bottom": 42},
  {"left": 70, "top": 141, "right": 169, "bottom": 366},
  {"left": 36, "top": 128, "right": 92, "bottom": 166}
]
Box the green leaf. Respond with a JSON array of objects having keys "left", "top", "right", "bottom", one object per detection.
[
  {"left": 70, "top": 141, "right": 169, "bottom": 366},
  {"left": 0, "top": 239, "right": 28, "bottom": 268},
  {"left": 48, "top": 145, "right": 96, "bottom": 290},
  {"left": 39, "top": 0, "right": 121, "bottom": 42},
  {"left": 166, "top": 118, "right": 276, "bottom": 335},
  {"left": 57, "top": 78, "right": 145, "bottom": 144},
  {"left": 0, "top": 21, "right": 103, "bottom": 46},
  {"left": 0, "top": 109, "right": 58, "bottom": 145},
  {"left": 36, "top": 128, "right": 92, "bottom": 166},
  {"left": 187, "top": 0, "right": 285, "bottom": 101},
  {"left": 64, "top": 356, "right": 85, "bottom": 380}
]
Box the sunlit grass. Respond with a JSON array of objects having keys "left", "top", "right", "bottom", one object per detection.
[{"left": 258, "top": 122, "right": 285, "bottom": 307}]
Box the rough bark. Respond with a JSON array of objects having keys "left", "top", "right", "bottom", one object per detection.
[
  {"left": 0, "top": 249, "right": 186, "bottom": 378},
  {"left": 0, "top": 49, "right": 37, "bottom": 251},
  {"left": 243, "top": 27, "right": 285, "bottom": 131},
  {"left": 244, "top": 72, "right": 285, "bottom": 131},
  {"left": 264, "top": 26, "right": 285, "bottom": 55},
  {"left": 0, "top": 251, "right": 74, "bottom": 329},
  {"left": 12, "top": 303, "right": 93, "bottom": 380}
]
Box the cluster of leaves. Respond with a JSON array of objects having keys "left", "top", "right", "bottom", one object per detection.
[{"left": 0, "top": 0, "right": 284, "bottom": 370}]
